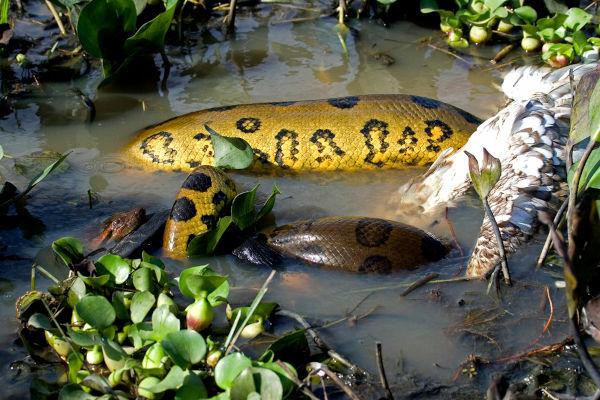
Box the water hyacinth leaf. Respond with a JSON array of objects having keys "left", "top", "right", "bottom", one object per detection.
[
  {"left": 567, "top": 148, "right": 600, "bottom": 191},
  {"left": 130, "top": 291, "right": 155, "bottom": 323},
  {"left": 231, "top": 185, "right": 259, "bottom": 230},
  {"left": 67, "top": 327, "right": 102, "bottom": 347},
  {"left": 162, "top": 330, "right": 206, "bottom": 369},
  {"left": 67, "top": 351, "right": 83, "bottom": 383},
  {"left": 80, "top": 374, "right": 112, "bottom": 394},
  {"left": 100, "top": 338, "right": 127, "bottom": 368},
  {"left": 419, "top": 0, "right": 438, "bottom": 13},
  {"left": 178, "top": 265, "right": 227, "bottom": 300},
  {"left": 514, "top": 6, "right": 537, "bottom": 24},
  {"left": 52, "top": 237, "right": 84, "bottom": 267},
  {"left": 75, "top": 295, "right": 116, "bottom": 329},
  {"left": 187, "top": 216, "right": 233, "bottom": 256},
  {"left": 255, "top": 186, "right": 281, "bottom": 223},
  {"left": 230, "top": 367, "right": 283, "bottom": 400},
  {"left": 483, "top": 0, "right": 506, "bottom": 12},
  {"left": 123, "top": 0, "right": 179, "bottom": 55},
  {"left": 231, "top": 302, "right": 278, "bottom": 323},
  {"left": 77, "top": 0, "right": 137, "bottom": 59},
  {"left": 142, "top": 251, "right": 164, "bottom": 268},
  {"left": 259, "top": 362, "right": 298, "bottom": 398},
  {"left": 589, "top": 74, "right": 600, "bottom": 142},
  {"left": 572, "top": 30, "right": 589, "bottom": 56},
  {"left": 58, "top": 383, "right": 96, "bottom": 400},
  {"left": 140, "top": 261, "right": 168, "bottom": 287},
  {"left": 28, "top": 313, "right": 55, "bottom": 331},
  {"left": 207, "top": 125, "right": 254, "bottom": 170},
  {"left": 67, "top": 277, "right": 86, "bottom": 308},
  {"left": 96, "top": 254, "right": 130, "bottom": 284},
  {"left": 175, "top": 373, "right": 208, "bottom": 400},
  {"left": 132, "top": 266, "right": 155, "bottom": 292},
  {"left": 263, "top": 329, "right": 309, "bottom": 368},
  {"left": 151, "top": 305, "right": 180, "bottom": 341},
  {"left": 563, "top": 7, "right": 591, "bottom": 31},
  {"left": 147, "top": 365, "right": 188, "bottom": 393},
  {"left": 77, "top": 273, "right": 110, "bottom": 288},
  {"left": 111, "top": 291, "right": 129, "bottom": 320},
  {"left": 207, "top": 277, "right": 229, "bottom": 307},
  {"left": 215, "top": 352, "right": 253, "bottom": 390}
]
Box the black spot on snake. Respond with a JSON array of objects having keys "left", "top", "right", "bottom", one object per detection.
[
  {"left": 139, "top": 131, "right": 176, "bottom": 165},
  {"left": 182, "top": 172, "right": 212, "bottom": 192},
  {"left": 310, "top": 129, "right": 345, "bottom": 163},
  {"left": 358, "top": 255, "right": 392, "bottom": 274},
  {"left": 212, "top": 190, "right": 227, "bottom": 205},
  {"left": 455, "top": 108, "right": 482, "bottom": 124},
  {"left": 411, "top": 95, "right": 441, "bottom": 109},
  {"left": 424, "top": 119, "right": 453, "bottom": 152},
  {"left": 398, "top": 126, "right": 418, "bottom": 154},
  {"left": 209, "top": 105, "right": 236, "bottom": 112},
  {"left": 187, "top": 161, "right": 201, "bottom": 168},
  {"left": 270, "top": 101, "right": 297, "bottom": 106},
  {"left": 328, "top": 96, "right": 359, "bottom": 109},
  {"left": 201, "top": 215, "right": 217, "bottom": 229},
  {"left": 236, "top": 117, "right": 261, "bottom": 134},
  {"left": 253, "top": 148, "right": 270, "bottom": 165},
  {"left": 355, "top": 219, "right": 393, "bottom": 247},
  {"left": 170, "top": 197, "right": 196, "bottom": 222},
  {"left": 193, "top": 133, "right": 209, "bottom": 141},
  {"left": 360, "top": 119, "right": 390, "bottom": 167},
  {"left": 274, "top": 129, "right": 299, "bottom": 169}
]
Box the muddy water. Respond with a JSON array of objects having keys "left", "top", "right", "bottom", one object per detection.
[{"left": 0, "top": 3, "right": 570, "bottom": 398}]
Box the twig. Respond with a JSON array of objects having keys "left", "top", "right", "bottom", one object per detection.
[
  {"left": 543, "top": 286, "right": 554, "bottom": 334},
  {"left": 375, "top": 342, "right": 394, "bottom": 400},
  {"left": 426, "top": 43, "right": 472, "bottom": 67},
  {"left": 570, "top": 314, "right": 600, "bottom": 389},
  {"left": 224, "top": 0, "right": 238, "bottom": 34},
  {"left": 536, "top": 197, "right": 569, "bottom": 269},
  {"left": 400, "top": 272, "right": 439, "bottom": 297},
  {"left": 44, "top": 0, "right": 67, "bottom": 36},
  {"left": 495, "top": 337, "right": 573, "bottom": 363},
  {"left": 275, "top": 361, "right": 320, "bottom": 400},
  {"left": 277, "top": 309, "right": 369, "bottom": 376},
  {"left": 491, "top": 44, "right": 514, "bottom": 64},
  {"left": 309, "top": 362, "right": 363, "bottom": 400},
  {"left": 347, "top": 275, "right": 473, "bottom": 294},
  {"left": 35, "top": 264, "right": 60, "bottom": 284},
  {"left": 483, "top": 197, "right": 511, "bottom": 286},
  {"left": 338, "top": 0, "right": 346, "bottom": 25},
  {"left": 445, "top": 207, "right": 464, "bottom": 256}
]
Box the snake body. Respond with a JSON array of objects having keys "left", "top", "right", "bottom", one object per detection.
[
  {"left": 128, "top": 94, "right": 480, "bottom": 172},
  {"left": 233, "top": 216, "right": 449, "bottom": 273}
]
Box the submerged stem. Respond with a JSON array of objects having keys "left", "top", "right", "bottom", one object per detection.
[{"left": 483, "top": 197, "right": 511, "bottom": 286}]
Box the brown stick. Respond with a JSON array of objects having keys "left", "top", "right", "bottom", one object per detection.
[
  {"left": 44, "top": 0, "right": 67, "bottom": 36},
  {"left": 536, "top": 197, "right": 569, "bottom": 269},
  {"left": 224, "top": 0, "right": 237, "bottom": 34},
  {"left": 484, "top": 197, "right": 511, "bottom": 286},
  {"left": 375, "top": 342, "right": 394, "bottom": 400},
  {"left": 309, "top": 362, "right": 363, "bottom": 400},
  {"left": 400, "top": 273, "right": 439, "bottom": 297},
  {"left": 445, "top": 207, "right": 464, "bottom": 256},
  {"left": 491, "top": 44, "right": 515, "bottom": 64},
  {"left": 543, "top": 286, "right": 554, "bottom": 334}
]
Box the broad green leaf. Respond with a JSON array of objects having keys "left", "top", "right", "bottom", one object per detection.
[
  {"left": 208, "top": 125, "right": 254, "bottom": 170},
  {"left": 175, "top": 373, "right": 208, "bottom": 400},
  {"left": 419, "top": 0, "right": 439, "bottom": 13},
  {"left": 231, "top": 185, "right": 258, "bottom": 230},
  {"left": 67, "top": 277, "right": 86, "bottom": 308},
  {"left": 80, "top": 374, "right": 112, "bottom": 394},
  {"left": 483, "top": 0, "right": 506, "bottom": 11},
  {"left": 187, "top": 216, "right": 233, "bottom": 256},
  {"left": 140, "top": 261, "right": 169, "bottom": 287},
  {"left": 0, "top": 0, "right": 8, "bottom": 24},
  {"left": 28, "top": 313, "right": 54, "bottom": 331},
  {"left": 67, "top": 351, "right": 83, "bottom": 383},
  {"left": 259, "top": 362, "right": 297, "bottom": 398},
  {"left": 132, "top": 0, "right": 147, "bottom": 14},
  {"left": 67, "top": 327, "right": 102, "bottom": 347},
  {"left": 543, "top": 0, "right": 568, "bottom": 14},
  {"left": 589, "top": 74, "right": 600, "bottom": 142},
  {"left": 77, "top": 0, "right": 137, "bottom": 59},
  {"left": 231, "top": 302, "right": 278, "bottom": 324},
  {"left": 514, "top": 6, "right": 536, "bottom": 24},
  {"left": 262, "top": 329, "right": 309, "bottom": 369},
  {"left": 564, "top": 7, "right": 591, "bottom": 31},
  {"left": 58, "top": 383, "right": 96, "bottom": 400},
  {"left": 130, "top": 291, "right": 155, "bottom": 323},
  {"left": 52, "top": 237, "right": 84, "bottom": 267},
  {"left": 124, "top": 0, "right": 179, "bottom": 55},
  {"left": 215, "top": 352, "right": 252, "bottom": 390},
  {"left": 151, "top": 305, "right": 180, "bottom": 341},
  {"left": 77, "top": 273, "right": 110, "bottom": 288},
  {"left": 148, "top": 365, "right": 188, "bottom": 393},
  {"left": 573, "top": 30, "right": 590, "bottom": 56},
  {"left": 230, "top": 367, "right": 283, "bottom": 400},
  {"left": 111, "top": 291, "right": 129, "bottom": 320},
  {"left": 132, "top": 266, "right": 155, "bottom": 292},
  {"left": 568, "top": 148, "right": 600, "bottom": 192},
  {"left": 255, "top": 185, "right": 281, "bottom": 223},
  {"left": 162, "top": 330, "right": 206, "bottom": 369},
  {"left": 96, "top": 254, "right": 130, "bottom": 284},
  {"left": 178, "top": 265, "right": 228, "bottom": 302},
  {"left": 75, "top": 295, "right": 116, "bottom": 329},
  {"left": 142, "top": 251, "right": 165, "bottom": 268}
]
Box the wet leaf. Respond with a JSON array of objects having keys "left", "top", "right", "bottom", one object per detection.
[
  {"left": 67, "top": 277, "right": 86, "bottom": 308},
  {"left": 75, "top": 295, "right": 116, "bottom": 329},
  {"left": 207, "top": 125, "right": 254, "bottom": 170},
  {"left": 58, "top": 383, "right": 95, "bottom": 400},
  {"left": 175, "top": 373, "right": 208, "bottom": 400},
  {"left": 151, "top": 305, "right": 180, "bottom": 341},
  {"left": 77, "top": 273, "right": 110, "bottom": 288},
  {"left": 231, "top": 185, "right": 259, "bottom": 230},
  {"left": 67, "top": 327, "right": 102, "bottom": 347},
  {"left": 230, "top": 367, "right": 283, "bottom": 400},
  {"left": 178, "top": 265, "right": 229, "bottom": 304},
  {"left": 563, "top": 7, "right": 591, "bottom": 31},
  {"left": 259, "top": 362, "right": 297, "bottom": 398},
  {"left": 215, "top": 352, "right": 252, "bottom": 390},
  {"left": 514, "top": 6, "right": 537, "bottom": 24},
  {"left": 111, "top": 291, "right": 129, "bottom": 320},
  {"left": 96, "top": 254, "right": 130, "bottom": 284},
  {"left": 132, "top": 266, "right": 155, "bottom": 292},
  {"left": 262, "top": 329, "right": 309, "bottom": 369},
  {"left": 256, "top": 186, "right": 281, "bottom": 223},
  {"left": 148, "top": 365, "right": 188, "bottom": 393},
  {"left": 142, "top": 251, "right": 164, "bottom": 269},
  {"left": 52, "top": 237, "right": 84, "bottom": 267},
  {"left": 162, "top": 330, "right": 206, "bottom": 369},
  {"left": 28, "top": 313, "right": 54, "bottom": 331},
  {"left": 124, "top": 0, "right": 178, "bottom": 55},
  {"left": 130, "top": 291, "right": 155, "bottom": 323},
  {"left": 187, "top": 216, "right": 233, "bottom": 256}
]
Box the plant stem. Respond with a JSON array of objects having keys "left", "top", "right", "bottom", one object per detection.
[
  {"left": 536, "top": 197, "right": 569, "bottom": 269},
  {"left": 483, "top": 197, "right": 511, "bottom": 285},
  {"left": 224, "top": 0, "right": 238, "bottom": 34},
  {"left": 375, "top": 342, "right": 394, "bottom": 400},
  {"left": 44, "top": 0, "right": 67, "bottom": 36}
]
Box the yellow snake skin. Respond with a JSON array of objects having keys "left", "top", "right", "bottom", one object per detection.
[
  {"left": 162, "top": 166, "right": 237, "bottom": 256},
  {"left": 127, "top": 94, "right": 481, "bottom": 172}
]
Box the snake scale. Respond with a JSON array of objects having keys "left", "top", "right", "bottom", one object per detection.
[{"left": 127, "top": 94, "right": 482, "bottom": 269}]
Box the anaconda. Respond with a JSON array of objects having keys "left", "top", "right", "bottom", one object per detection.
[
  {"left": 127, "top": 94, "right": 480, "bottom": 172},
  {"left": 233, "top": 217, "right": 449, "bottom": 273}
]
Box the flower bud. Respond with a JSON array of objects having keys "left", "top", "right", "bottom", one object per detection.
[
  {"left": 45, "top": 331, "right": 74, "bottom": 358},
  {"left": 186, "top": 298, "right": 214, "bottom": 332},
  {"left": 522, "top": 37, "right": 541, "bottom": 52},
  {"left": 138, "top": 376, "right": 162, "bottom": 399},
  {"left": 497, "top": 20, "right": 513, "bottom": 33},
  {"left": 469, "top": 26, "right": 491, "bottom": 44},
  {"left": 241, "top": 318, "right": 265, "bottom": 339},
  {"left": 206, "top": 349, "right": 222, "bottom": 368},
  {"left": 86, "top": 345, "right": 104, "bottom": 365},
  {"left": 547, "top": 54, "right": 570, "bottom": 68}
]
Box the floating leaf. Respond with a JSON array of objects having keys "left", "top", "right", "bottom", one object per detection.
[
  {"left": 187, "top": 216, "right": 233, "bottom": 256},
  {"left": 67, "top": 327, "right": 102, "bottom": 347},
  {"left": 151, "top": 305, "right": 180, "bottom": 341},
  {"left": 162, "top": 330, "right": 206, "bottom": 369},
  {"left": 262, "top": 329, "right": 309, "bottom": 369},
  {"left": 67, "top": 277, "right": 86, "bottom": 308},
  {"left": 75, "top": 295, "right": 116, "bottom": 329},
  {"left": 77, "top": 273, "right": 110, "bottom": 288},
  {"left": 52, "top": 237, "right": 84, "bottom": 267},
  {"left": 147, "top": 365, "right": 188, "bottom": 393},
  {"left": 130, "top": 291, "right": 155, "bottom": 323},
  {"left": 132, "top": 266, "right": 155, "bottom": 292},
  {"left": 96, "top": 254, "right": 130, "bottom": 284},
  {"left": 58, "top": 383, "right": 96, "bottom": 400},
  {"left": 563, "top": 7, "right": 591, "bottom": 31},
  {"left": 178, "top": 265, "right": 228, "bottom": 302},
  {"left": 28, "top": 313, "right": 54, "bottom": 331},
  {"left": 215, "top": 352, "right": 252, "bottom": 390},
  {"left": 175, "top": 373, "right": 208, "bottom": 400},
  {"left": 230, "top": 367, "right": 283, "bottom": 400},
  {"left": 207, "top": 125, "right": 254, "bottom": 170}
]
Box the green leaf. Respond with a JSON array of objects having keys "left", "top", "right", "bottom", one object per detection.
[
  {"left": 124, "top": 0, "right": 179, "bottom": 55},
  {"left": 187, "top": 216, "right": 233, "bottom": 256},
  {"left": 564, "top": 7, "right": 591, "bottom": 31},
  {"left": 75, "top": 295, "right": 116, "bottom": 329},
  {"left": 132, "top": 266, "right": 155, "bottom": 292},
  {"left": 568, "top": 148, "right": 600, "bottom": 192},
  {"left": 67, "top": 351, "right": 83, "bottom": 383},
  {"left": 58, "top": 384, "right": 96, "bottom": 400},
  {"left": 52, "top": 237, "right": 84, "bottom": 267},
  {"left": 207, "top": 125, "right": 254, "bottom": 170},
  {"left": 420, "top": 0, "right": 439, "bottom": 13},
  {"left": 231, "top": 185, "right": 258, "bottom": 230},
  {"left": 230, "top": 367, "right": 283, "bottom": 400},
  {"left": 514, "top": 6, "right": 536, "bottom": 24},
  {"left": 142, "top": 251, "right": 165, "bottom": 268},
  {"left": 262, "top": 329, "right": 309, "bottom": 368},
  {"left": 130, "top": 291, "right": 155, "bottom": 323},
  {"left": 483, "top": 0, "right": 506, "bottom": 11},
  {"left": 148, "top": 365, "right": 189, "bottom": 393},
  {"left": 0, "top": 0, "right": 8, "bottom": 24},
  {"left": 28, "top": 313, "right": 54, "bottom": 331},
  {"left": 543, "top": 0, "right": 568, "bottom": 14},
  {"left": 231, "top": 302, "right": 278, "bottom": 324},
  {"left": 573, "top": 30, "right": 590, "bottom": 56},
  {"left": 589, "top": 75, "right": 600, "bottom": 142},
  {"left": 80, "top": 374, "right": 112, "bottom": 394},
  {"left": 96, "top": 254, "right": 131, "bottom": 284},
  {"left": 151, "top": 305, "right": 180, "bottom": 341},
  {"left": 140, "top": 261, "right": 169, "bottom": 287},
  {"left": 259, "top": 362, "right": 297, "bottom": 398},
  {"left": 77, "top": 273, "right": 111, "bottom": 288},
  {"left": 162, "top": 330, "right": 207, "bottom": 369},
  {"left": 67, "top": 277, "right": 86, "bottom": 308},
  {"left": 175, "top": 373, "right": 208, "bottom": 400},
  {"left": 178, "top": 265, "right": 228, "bottom": 302},
  {"left": 256, "top": 185, "right": 280, "bottom": 223},
  {"left": 77, "top": 0, "right": 137, "bottom": 59},
  {"left": 112, "top": 291, "right": 129, "bottom": 320},
  {"left": 67, "top": 327, "right": 102, "bottom": 347},
  {"left": 215, "top": 352, "right": 253, "bottom": 390}
]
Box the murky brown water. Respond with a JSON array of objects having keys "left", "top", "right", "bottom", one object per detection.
[{"left": 0, "top": 3, "right": 571, "bottom": 398}]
